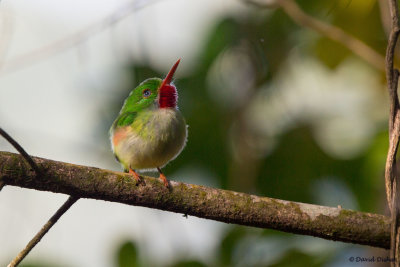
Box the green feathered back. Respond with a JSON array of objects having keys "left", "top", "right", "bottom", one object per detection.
[{"left": 115, "top": 112, "right": 137, "bottom": 127}]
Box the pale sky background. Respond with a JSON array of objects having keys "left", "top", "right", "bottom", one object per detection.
[
  {"left": 0, "top": 0, "right": 389, "bottom": 266},
  {"left": 0, "top": 0, "right": 245, "bottom": 266}
]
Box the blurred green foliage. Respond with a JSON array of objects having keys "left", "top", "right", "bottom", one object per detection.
[
  {"left": 169, "top": 261, "right": 207, "bottom": 267},
  {"left": 101, "top": 0, "right": 389, "bottom": 266},
  {"left": 20, "top": 263, "right": 62, "bottom": 267},
  {"left": 116, "top": 241, "right": 140, "bottom": 267},
  {"left": 268, "top": 249, "right": 327, "bottom": 267}
]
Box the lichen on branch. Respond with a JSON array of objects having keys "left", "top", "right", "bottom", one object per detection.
[{"left": 0, "top": 151, "right": 391, "bottom": 249}]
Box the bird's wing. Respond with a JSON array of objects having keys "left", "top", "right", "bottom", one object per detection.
[{"left": 111, "top": 112, "right": 137, "bottom": 131}]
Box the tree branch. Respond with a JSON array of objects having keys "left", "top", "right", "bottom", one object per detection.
[
  {"left": 7, "top": 196, "right": 78, "bottom": 267},
  {"left": 0, "top": 127, "right": 78, "bottom": 265},
  {"left": 385, "top": 0, "right": 400, "bottom": 265},
  {"left": 278, "top": 0, "right": 386, "bottom": 71},
  {"left": 247, "top": 0, "right": 386, "bottom": 71},
  {"left": 0, "top": 151, "right": 391, "bottom": 249},
  {"left": 0, "top": 127, "right": 41, "bottom": 175}
]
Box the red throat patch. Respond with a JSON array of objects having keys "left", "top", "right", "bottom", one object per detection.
[{"left": 159, "top": 84, "right": 177, "bottom": 108}]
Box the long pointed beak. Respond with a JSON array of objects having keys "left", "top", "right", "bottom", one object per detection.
[{"left": 160, "top": 59, "right": 180, "bottom": 88}]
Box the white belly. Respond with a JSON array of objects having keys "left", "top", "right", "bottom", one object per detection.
[{"left": 113, "top": 108, "right": 187, "bottom": 170}]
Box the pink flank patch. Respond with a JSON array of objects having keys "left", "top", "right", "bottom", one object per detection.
[
  {"left": 112, "top": 127, "right": 129, "bottom": 147},
  {"left": 159, "top": 84, "right": 177, "bottom": 108}
]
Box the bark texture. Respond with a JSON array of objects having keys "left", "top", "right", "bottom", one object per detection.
[{"left": 0, "top": 151, "right": 390, "bottom": 249}]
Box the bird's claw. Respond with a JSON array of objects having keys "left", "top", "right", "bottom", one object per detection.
[
  {"left": 129, "top": 168, "right": 142, "bottom": 185},
  {"left": 159, "top": 173, "right": 169, "bottom": 188}
]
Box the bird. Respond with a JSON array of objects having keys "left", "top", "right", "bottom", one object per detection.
[{"left": 110, "top": 59, "right": 187, "bottom": 187}]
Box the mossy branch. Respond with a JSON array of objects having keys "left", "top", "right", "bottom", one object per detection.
[{"left": 0, "top": 151, "right": 391, "bottom": 249}]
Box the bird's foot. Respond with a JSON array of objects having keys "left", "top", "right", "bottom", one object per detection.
[
  {"left": 159, "top": 173, "right": 169, "bottom": 188},
  {"left": 157, "top": 167, "right": 169, "bottom": 188},
  {"left": 129, "top": 168, "right": 142, "bottom": 184}
]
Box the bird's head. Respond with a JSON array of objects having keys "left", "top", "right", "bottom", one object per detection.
[{"left": 121, "top": 59, "right": 180, "bottom": 113}]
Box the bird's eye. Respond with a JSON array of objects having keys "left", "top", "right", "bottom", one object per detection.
[{"left": 142, "top": 89, "right": 151, "bottom": 98}]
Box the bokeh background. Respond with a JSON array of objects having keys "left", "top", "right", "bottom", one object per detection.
[{"left": 0, "top": 0, "right": 392, "bottom": 266}]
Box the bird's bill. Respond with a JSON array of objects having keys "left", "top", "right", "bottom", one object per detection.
[{"left": 160, "top": 59, "right": 180, "bottom": 88}]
